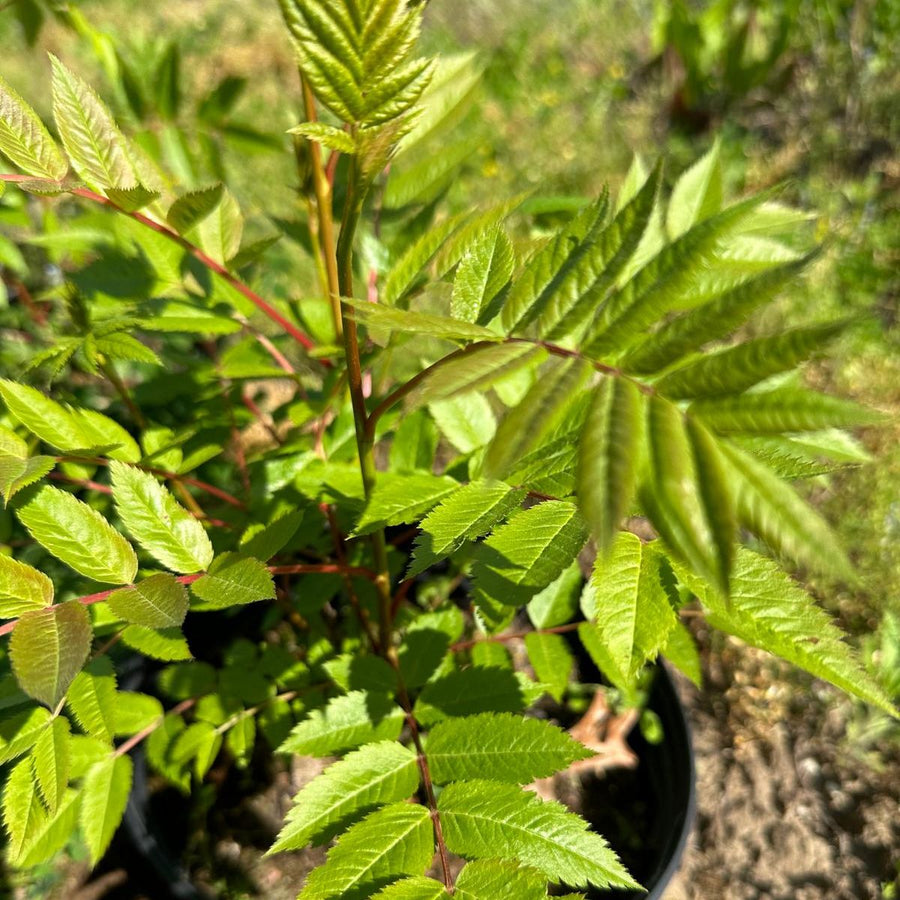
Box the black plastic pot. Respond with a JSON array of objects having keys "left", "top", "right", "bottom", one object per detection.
[{"left": 576, "top": 664, "right": 696, "bottom": 899}]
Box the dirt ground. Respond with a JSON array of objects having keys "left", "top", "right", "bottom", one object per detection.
[{"left": 665, "top": 627, "right": 899, "bottom": 900}]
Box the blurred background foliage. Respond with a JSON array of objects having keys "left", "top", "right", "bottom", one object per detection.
[{"left": 0, "top": 0, "right": 897, "bottom": 744}]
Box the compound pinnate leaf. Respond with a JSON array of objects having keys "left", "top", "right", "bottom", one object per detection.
[
  {"left": 79, "top": 754, "right": 133, "bottom": 865},
  {"left": 0, "top": 72, "right": 68, "bottom": 179},
  {"left": 16, "top": 485, "right": 138, "bottom": 585},
  {"left": 270, "top": 741, "right": 418, "bottom": 853},
  {"left": 0, "top": 553, "right": 54, "bottom": 618},
  {"left": 190, "top": 553, "right": 275, "bottom": 609},
  {"left": 438, "top": 779, "right": 638, "bottom": 890},
  {"left": 299, "top": 802, "right": 434, "bottom": 900},
  {"left": 426, "top": 713, "right": 591, "bottom": 785},
  {"left": 10, "top": 601, "right": 92, "bottom": 708},
  {"left": 110, "top": 462, "right": 214, "bottom": 574},
  {"left": 107, "top": 573, "right": 189, "bottom": 629}
]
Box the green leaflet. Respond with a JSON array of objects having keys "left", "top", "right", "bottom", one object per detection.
[
  {"left": 0, "top": 553, "right": 54, "bottom": 618},
  {"left": 190, "top": 553, "right": 275, "bottom": 609},
  {"left": 382, "top": 210, "right": 469, "bottom": 306},
  {"left": 655, "top": 320, "right": 850, "bottom": 400},
  {"left": 190, "top": 186, "right": 243, "bottom": 266},
  {"left": 270, "top": 741, "right": 419, "bottom": 853},
  {"left": 110, "top": 461, "right": 214, "bottom": 574},
  {"left": 641, "top": 396, "right": 732, "bottom": 594},
  {"left": 114, "top": 692, "right": 163, "bottom": 737},
  {"left": 526, "top": 561, "right": 582, "bottom": 629},
  {"left": 586, "top": 191, "right": 771, "bottom": 360},
  {"left": 344, "top": 297, "right": 502, "bottom": 344},
  {"left": 472, "top": 501, "right": 589, "bottom": 611},
  {"left": 676, "top": 549, "right": 897, "bottom": 717},
  {"left": 370, "top": 876, "right": 449, "bottom": 899},
  {"left": 581, "top": 533, "right": 678, "bottom": 689},
  {"left": 289, "top": 121, "right": 357, "bottom": 154},
  {"left": 107, "top": 573, "right": 189, "bottom": 629},
  {"left": 426, "top": 713, "right": 591, "bottom": 784},
  {"left": 0, "top": 425, "right": 28, "bottom": 458},
  {"left": 0, "top": 706, "right": 52, "bottom": 765},
  {"left": 482, "top": 356, "right": 593, "bottom": 480},
  {"left": 429, "top": 393, "right": 496, "bottom": 453},
  {"left": 121, "top": 625, "right": 192, "bottom": 661},
  {"left": 690, "top": 388, "right": 884, "bottom": 434},
  {"left": 79, "top": 754, "right": 133, "bottom": 865},
  {"left": 451, "top": 228, "right": 514, "bottom": 323},
  {"left": 0, "top": 454, "right": 54, "bottom": 502},
  {"left": 408, "top": 481, "right": 525, "bottom": 577},
  {"left": 31, "top": 716, "right": 71, "bottom": 813},
  {"left": 621, "top": 254, "right": 816, "bottom": 375},
  {"left": 538, "top": 167, "right": 661, "bottom": 341},
  {"left": 524, "top": 632, "right": 574, "bottom": 701},
  {"left": 663, "top": 619, "right": 702, "bottom": 687},
  {"left": 403, "top": 343, "right": 546, "bottom": 411},
  {"left": 353, "top": 473, "right": 459, "bottom": 536},
  {"left": 15, "top": 485, "right": 138, "bottom": 585},
  {"left": 10, "top": 601, "right": 92, "bottom": 709},
  {"left": 0, "top": 72, "right": 68, "bottom": 179},
  {"left": 166, "top": 184, "right": 225, "bottom": 234},
  {"left": 49, "top": 55, "right": 140, "bottom": 191},
  {"left": 438, "top": 779, "right": 638, "bottom": 890},
  {"left": 500, "top": 193, "right": 610, "bottom": 333},
  {"left": 576, "top": 377, "right": 645, "bottom": 554},
  {"left": 171, "top": 721, "right": 222, "bottom": 779},
  {"left": 718, "top": 441, "right": 853, "bottom": 580},
  {"left": 298, "top": 802, "right": 434, "bottom": 900},
  {"left": 66, "top": 659, "right": 118, "bottom": 743},
  {"left": 666, "top": 137, "right": 722, "bottom": 239},
  {"left": 455, "top": 859, "right": 548, "bottom": 900},
  {"left": 279, "top": 691, "right": 405, "bottom": 757},
  {"left": 414, "top": 667, "right": 544, "bottom": 726},
  {"left": 240, "top": 510, "right": 305, "bottom": 562}
]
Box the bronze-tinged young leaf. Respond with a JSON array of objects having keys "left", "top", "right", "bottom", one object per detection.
[
  {"left": 107, "top": 573, "right": 190, "bottom": 629},
  {"left": 0, "top": 72, "right": 68, "bottom": 179},
  {"left": 50, "top": 54, "right": 139, "bottom": 191},
  {"left": 576, "top": 377, "right": 645, "bottom": 554},
  {"left": 482, "top": 356, "right": 593, "bottom": 481},
  {"left": 15, "top": 485, "right": 138, "bottom": 585},
  {"left": 10, "top": 601, "right": 92, "bottom": 708},
  {"left": 0, "top": 553, "right": 54, "bottom": 618},
  {"left": 655, "top": 320, "right": 850, "bottom": 400},
  {"left": 298, "top": 802, "right": 435, "bottom": 900},
  {"left": 640, "top": 396, "right": 730, "bottom": 594}
]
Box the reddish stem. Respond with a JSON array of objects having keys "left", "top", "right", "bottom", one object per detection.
[{"left": 0, "top": 174, "right": 325, "bottom": 362}]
